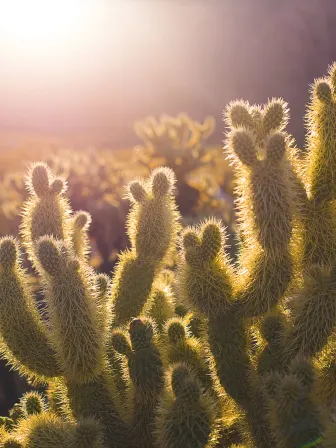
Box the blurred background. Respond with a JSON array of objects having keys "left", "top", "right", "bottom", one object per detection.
[{"left": 1, "top": 0, "right": 336, "bottom": 417}]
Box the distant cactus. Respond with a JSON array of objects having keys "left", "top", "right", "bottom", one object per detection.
[
  {"left": 2, "top": 63, "right": 336, "bottom": 448},
  {"left": 133, "top": 113, "right": 234, "bottom": 221}
]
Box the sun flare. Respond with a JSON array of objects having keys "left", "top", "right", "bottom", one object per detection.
[
  {"left": 0, "top": 0, "right": 157, "bottom": 132},
  {"left": 0, "top": 0, "right": 99, "bottom": 52}
]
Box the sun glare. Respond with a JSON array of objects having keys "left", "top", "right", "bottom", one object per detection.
[
  {"left": 0, "top": 0, "right": 160, "bottom": 131},
  {"left": 0, "top": 0, "right": 93, "bottom": 46}
]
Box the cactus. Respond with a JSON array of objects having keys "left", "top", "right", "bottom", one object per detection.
[
  {"left": 155, "top": 364, "right": 215, "bottom": 448},
  {"left": 20, "top": 392, "right": 46, "bottom": 417},
  {"left": 133, "top": 112, "right": 235, "bottom": 222},
  {"left": 112, "top": 318, "right": 164, "bottom": 448},
  {"left": 110, "top": 167, "right": 180, "bottom": 327},
  {"left": 3, "top": 63, "right": 336, "bottom": 448}
]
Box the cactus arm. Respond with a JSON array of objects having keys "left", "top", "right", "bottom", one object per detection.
[
  {"left": 112, "top": 318, "right": 164, "bottom": 448},
  {"left": 155, "top": 364, "right": 214, "bottom": 448},
  {"left": 0, "top": 238, "right": 60, "bottom": 380},
  {"left": 37, "top": 237, "right": 104, "bottom": 384},
  {"left": 20, "top": 163, "right": 72, "bottom": 269},
  {"left": 110, "top": 168, "right": 180, "bottom": 327}
]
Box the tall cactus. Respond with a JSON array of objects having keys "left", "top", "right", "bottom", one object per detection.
[{"left": 2, "top": 62, "right": 336, "bottom": 448}]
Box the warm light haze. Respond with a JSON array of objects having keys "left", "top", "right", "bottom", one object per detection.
[
  {"left": 0, "top": 0, "right": 161, "bottom": 142},
  {"left": 0, "top": 0, "right": 93, "bottom": 46}
]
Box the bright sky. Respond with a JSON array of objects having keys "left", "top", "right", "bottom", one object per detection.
[
  {"left": 0, "top": 0, "right": 170, "bottom": 133},
  {"left": 0, "top": 0, "right": 331, "bottom": 149}
]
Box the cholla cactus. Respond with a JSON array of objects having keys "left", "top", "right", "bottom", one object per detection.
[
  {"left": 110, "top": 167, "right": 180, "bottom": 327},
  {"left": 0, "top": 147, "right": 142, "bottom": 274},
  {"left": 133, "top": 113, "right": 234, "bottom": 219},
  {"left": 175, "top": 63, "right": 336, "bottom": 447},
  {"left": 134, "top": 113, "right": 216, "bottom": 177},
  {"left": 0, "top": 163, "right": 179, "bottom": 448},
  {"left": 3, "top": 63, "right": 336, "bottom": 448},
  {"left": 155, "top": 363, "right": 215, "bottom": 448}
]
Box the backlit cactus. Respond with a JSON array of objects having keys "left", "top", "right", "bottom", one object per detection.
[
  {"left": 155, "top": 364, "right": 214, "bottom": 448},
  {"left": 110, "top": 167, "right": 180, "bottom": 327},
  {"left": 2, "top": 62, "right": 336, "bottom": 448}
]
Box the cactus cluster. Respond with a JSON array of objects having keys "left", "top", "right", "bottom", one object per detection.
[
  {"left": 0, "top": 148, "right": 140, "bottom": 273},
  {"left": 2, "top": 63, "right": 336, "bottom": 447},
  {"left": 133, "top": 113, "right": 234, "bottom": 220},
  {"left": 0, "top": 135, "right": 234, "bottom": 273},
  {"left": 133, "top": 113, "right": 216, "bottom": 176}
]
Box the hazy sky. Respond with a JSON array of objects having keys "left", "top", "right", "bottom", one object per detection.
[{"left": 0, "top": 0, "right": 335, "bottom": 147}]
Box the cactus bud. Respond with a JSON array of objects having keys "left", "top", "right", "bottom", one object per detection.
[
  {"left": 315, "top": 80, "right": 332, "bottom": 103},
  {"left": 229, "top": 128, "right": 257, "bottom": 166},
  {"left": 49, "top": 178, "right": 65, "bottom": 195},
  {"left": 111, "top": 332, "right": 132, "bottom": 356},
  {"left": 30, "top": 163, "right": 50, "bottom": 197},
  {"left": 171, "top": 363, "right": 191, "bottom": 396},
  {"left": 152, "top": 169, "right": 172, "bottom": 197},
  {"left": 0, "top": 416, "right": 14, "bottom": 432},
  {"left": 129, "top": 318, "right": 154, "bottom": 350},
  {"left": 263, "top": 99, "right": 288, "bottom": 133},
  {"left": 167, "top": 319, "right": 186, "bottom": 343},
  {"left": 0, "top": 238, "right": 17, "bottom": 270},
  {"left": 3, "top": 438, "right": 23, "bottom": 448},
  {"left": 22, "top": 391, "right": 45, "bottom": 415},
  {"left": 182, "top": 229, "right": 200, "bottom": 250},
  {"left": 201, "top": 221, "right": 223, "bottom": 261},
  {"left": 289, "top": 357, "right": 315, "bottom": 390},
  {"left": 74, "top": 211, "right": 91, "bottom": 230},
  {"left": 226, "top": 101, "right": 253, "bottom": 129},
  {"left": 178, "top": 378, "right": 201, "bottom": 403},
  {"left": 260, "top": 313, "right": 286, "bottom": 345},
  {"left": 277, "top": 374, "right": 304, "bottom": 412},
  {"left": 151, "top": 167, "right": 175, "bottom": 197},
  {"left": 129, "top": 181, "right": 147, "bottom": 203},
  {"left": 37, "top": 237, "right": 61, "bottom": 276},
  {"left": 266, "top": 132, "right": 287, "bottom": 163}
]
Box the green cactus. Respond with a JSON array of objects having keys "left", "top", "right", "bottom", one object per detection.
[
  {"left": 143, "top": 286, "right": 175, "bottom": 333},
  {"left": 20, "top": 392, "right": 46, "bottom": 416},
  {"left": 256, "top": 311, "right": 288, "bottom": 375},
  {"left": 9, "top": 405, "right": 25, "bottom": 425},
  {"left": 0, "top": 237, "right": 60, "bottom": 380},
  {"left": 113, "top": 318, "right": 165, "bottom": 448},
  {"left": 110, "top": 167, "right": 180, "bottom": 327},
  {"left": 0, "top": 163, "right": 181, "bottom": 448},
  {"left": 0, "top": 418, "right": 14, "bottom": 433},
  {"left": 1, "top": 438, "right": 23, "bottom": 448},
  {"left": 178, "top": 220, "right": 234, "bottom": 318},
  {"left": 155, "top": 364, "right": 214, "bottom": 448},
  {"left": 164, "top": 317, "right": 220, "bottom": 405},
  {"left": 21, "top": 163, "right": 72, "bottom": 269},
  {"left": 264, "top": 367, "right": 323, "bottom": 448},
  {"left": 71, "top": 210, "right": 91, "bottom": 260},
  {"left": 3, "top": 62, "right": 336, "bottom": 448}
]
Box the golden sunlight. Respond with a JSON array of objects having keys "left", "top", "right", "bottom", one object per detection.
[
  {"left": 0, "top": 0, "right": 155, "bottom": 133},
  {"left": 0, "top": 0, "right": 94, "bottom": 46}
]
